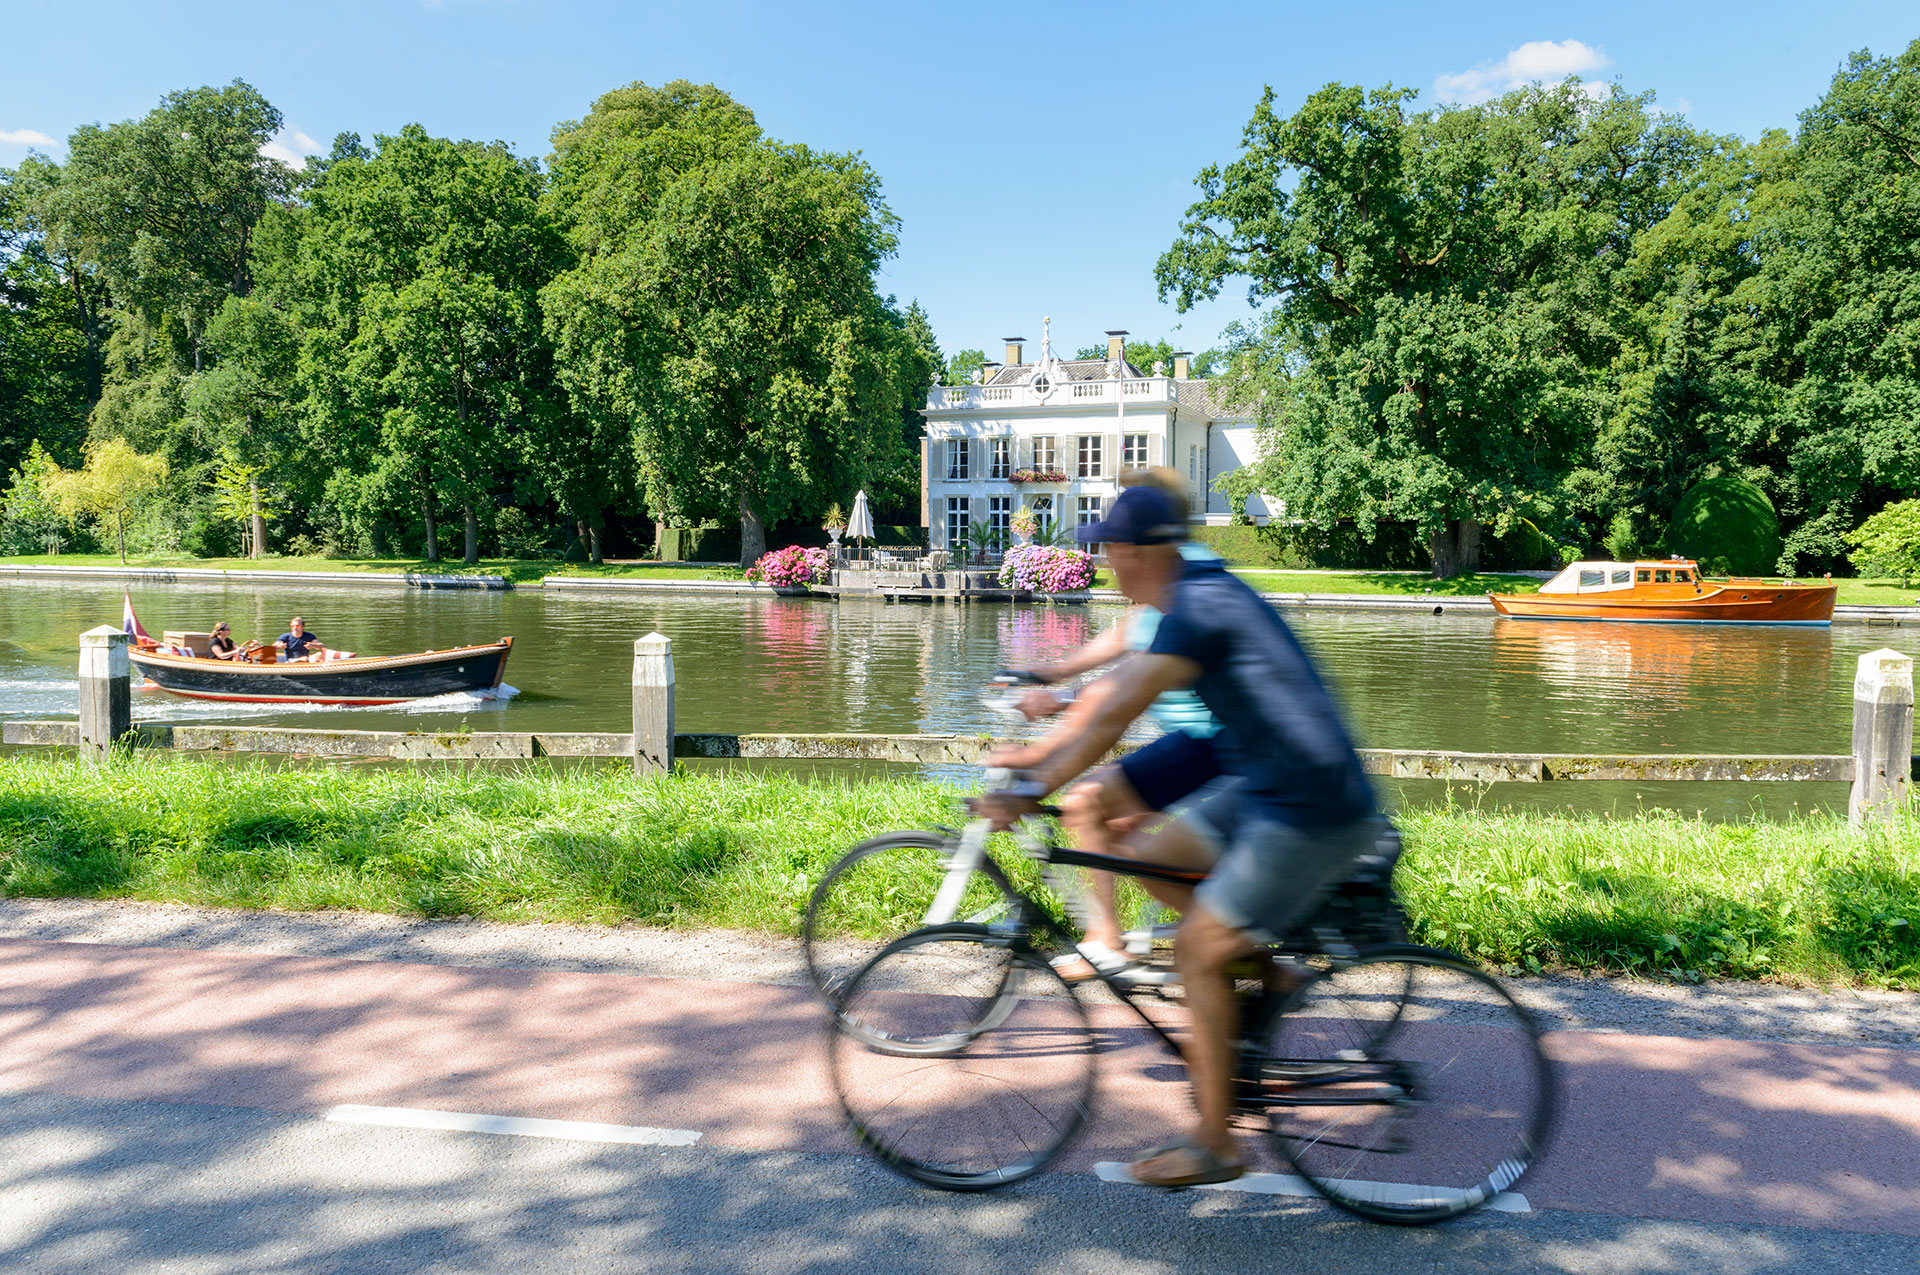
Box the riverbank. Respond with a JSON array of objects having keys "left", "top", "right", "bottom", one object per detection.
[
  {"left": 2, "top": 755, "right": 1912, "bottom": 987},
  {"left": 7, "top": 553, "right": 1910, "bottom": 607}
]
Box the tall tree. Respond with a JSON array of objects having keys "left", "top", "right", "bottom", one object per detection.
[
  {"left": 543, "top": 83, "right": 906, "bottom": 564},
  {"left": 0, "top": 165, "right": 96, "bottom": 473},
  {"left": 1160, "top": 80, "right": 1705, "bottom": 575},
  {"left": 1751, "top": 42, "right": 1920, "bottom": 570},
  {"left": 188, "top": 291, "right": 300, "bottom": 555},
  {"left": 38, "top": 81, "right": 289, "bottom": 373},
  {"left": 296, "top": 126, "right": 561, "bottom": 563},
  {"left": 541, "top": 80, "right": 761, "bottom": 559},
  {"left": 624, "top": 141, "right": 909, "bottom": 564}
]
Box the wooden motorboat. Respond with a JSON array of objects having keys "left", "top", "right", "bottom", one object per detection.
[
  {"left": 129, "top": 638, "right": 514, "bottom": 704},
  {"left": 1488, "top": 559, "right": 1836, "bottom": 625}
]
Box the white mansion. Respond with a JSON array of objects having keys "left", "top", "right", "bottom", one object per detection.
[{"left": 919, "top": 320, "right": 1271, "bottom": 552}]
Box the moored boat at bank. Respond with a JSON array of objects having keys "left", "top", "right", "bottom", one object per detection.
[
  {"left": 129, "top": 638, "right": 515, "bottom": 704},
  {"left": 1488, "top": 559, "right": 1836, "bottom": 625}
]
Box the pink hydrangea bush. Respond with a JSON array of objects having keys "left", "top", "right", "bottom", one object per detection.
[
  {"left": 746, "top": 545, "right": 832, "bottom": 587},
  {"left": 998, "top": 544, "right": 1096, "bottom": 593}
]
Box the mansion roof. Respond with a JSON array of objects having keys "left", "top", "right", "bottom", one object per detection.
[{"left": 987, "top": 357, "right": 1148, "bottom": 385}]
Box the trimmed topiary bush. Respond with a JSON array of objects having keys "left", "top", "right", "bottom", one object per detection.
[{"left": 1663, "top": 476, "right": 1781, "bottom": 577}]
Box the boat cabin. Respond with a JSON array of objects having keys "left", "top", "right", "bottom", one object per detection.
[{"left": 1538, "top": 560, "right": 1701, "bottom": 594}]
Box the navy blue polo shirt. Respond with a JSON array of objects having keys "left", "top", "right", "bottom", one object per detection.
[{"left": 1147, "top": 556, "right": 1375, "bottom": 827}]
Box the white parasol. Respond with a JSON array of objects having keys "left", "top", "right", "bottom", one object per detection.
[{"left": 847, "top": 489, "right": 875, "bottom": 544}]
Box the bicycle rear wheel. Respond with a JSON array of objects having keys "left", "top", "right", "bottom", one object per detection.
[
  {"left": 803, "top": 832, "right": 1020, "bottom": 1005},
  {"left": 1257, "top": 946, "right": 1555, "bottom": 1225},
  {"left": 829, "top": 924, "right": 1095, "bottom": 1191}
]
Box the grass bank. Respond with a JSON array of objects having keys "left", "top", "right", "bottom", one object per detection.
[
  {"left": 2, "top": 755, "right": 1914, "bottom": 988},
  {"left": 0, "top": 553, "right": 746, "bottom": 586}
]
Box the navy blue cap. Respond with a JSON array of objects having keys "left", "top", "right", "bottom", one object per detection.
[{"left": 1075, "top": 485, "right": 1189, "bottom": 546}]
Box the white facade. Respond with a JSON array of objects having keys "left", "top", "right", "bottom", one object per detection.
[{"left": 919, "top": 322, "right": 1271, "bottom": 551}]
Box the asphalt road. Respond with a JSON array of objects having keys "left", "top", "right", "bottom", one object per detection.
[{"left": 1, "top": 915, "right": 1916, "bottom": 1274}]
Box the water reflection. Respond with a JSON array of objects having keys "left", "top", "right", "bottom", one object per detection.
[{"left": 1492, "top": 620, "right": 1832, "bottom": 745}]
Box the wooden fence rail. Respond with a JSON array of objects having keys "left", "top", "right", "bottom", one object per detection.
[{"left": 5, "top": 630, "right": 1912, "bottom": 825}]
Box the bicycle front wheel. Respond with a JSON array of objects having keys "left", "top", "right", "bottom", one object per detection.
[
  {"left": 802, "top": 831, "right": 1019, "bottom": 1004},
  {"left": 829, "top": 924, "right": 1095, "bottom": 1191},
  {"left": 1258, "top": 946, "right": 1556, "bottom": 1225}
]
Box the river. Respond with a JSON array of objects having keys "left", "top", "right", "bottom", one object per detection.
[{"left": 2, "top": 578, "right": 1914, "bottom": 816}]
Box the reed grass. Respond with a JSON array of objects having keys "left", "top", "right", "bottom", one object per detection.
[{"left": 0, "top": 754, "right": 1913, "bottom": 987}]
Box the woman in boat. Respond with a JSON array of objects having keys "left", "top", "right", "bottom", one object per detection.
[{"left": 208, "top": 622, "right": 262, "bottom": 662}]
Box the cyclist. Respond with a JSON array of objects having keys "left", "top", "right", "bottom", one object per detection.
[
  {"left": 979, "top": 482, "right": 1380, "bottom": 1189},
  {"left": 1012, "top": 469, "right": 1225, "bottom": 977}
]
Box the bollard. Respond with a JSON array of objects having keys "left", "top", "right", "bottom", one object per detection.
[
  {"left": 632, "top": 632, "right": 676, "bottom": 776},
  {"left": 1848, "top": 648, "right": 1914, "bottom": 826},
  {"left": 78, "top": 625, "right": 132, "bottom": 762}
]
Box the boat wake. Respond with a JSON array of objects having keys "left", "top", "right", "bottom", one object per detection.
[{"left": 0, "top": 677, "right": 522, "bottom": 724}]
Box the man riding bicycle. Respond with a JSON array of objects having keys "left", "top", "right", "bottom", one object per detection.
[
  {"left": 979, "top": 482, "right": 1381, "bottom": 1190},
  {"left": 1014, "top": 469, "right": 1226, "bottom": 977}
]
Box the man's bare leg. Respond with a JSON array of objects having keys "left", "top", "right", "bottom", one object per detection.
[{"left": 1112, "top": 815, "right": 1255, "bottom": 1183}]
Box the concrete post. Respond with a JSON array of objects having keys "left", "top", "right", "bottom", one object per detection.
[
  {"left": 632, "top": 632, "right": 675, "bottom": 776},
  {"left": 1849, "top": 648, "right": 1914, "bottom": 826},
  {"left": 79, "top": 625, "right": 132, "bottom": 762}
]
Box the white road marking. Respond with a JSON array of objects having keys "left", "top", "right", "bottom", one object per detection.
[
  {"left": 1093, "top": 1161, "right": 1531, "bottom": 1213},
  {"left": 326, "top": 1105, "right": 702, "bottom": 1147}
]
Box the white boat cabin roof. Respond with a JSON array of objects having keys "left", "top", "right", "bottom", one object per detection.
[{"left": 1539, "top": 560, "right": 1700, "bottom": 594}]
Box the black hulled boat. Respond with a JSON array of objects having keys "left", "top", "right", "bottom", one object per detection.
[{"left": 130, "top": 639, "right": 514, "bottom": 705}]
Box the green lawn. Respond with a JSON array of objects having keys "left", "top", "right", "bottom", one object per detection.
[
  {"left": 0, "top": 754, "right": 1914, "bottom": 987},
  {"left": 1227, "top": 570, "right": 1545, "bottom": 597},
  {"left": 0, "top": 554, "right": 745, "bottom": 586}
]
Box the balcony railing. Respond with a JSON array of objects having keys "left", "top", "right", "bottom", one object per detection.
[{"left": 932, "top": 378, "right": 1170, "bottom": 410}]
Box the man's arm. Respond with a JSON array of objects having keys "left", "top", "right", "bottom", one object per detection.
[{"left": 995, "top": 652, "right": 1201, "bottom": 794}]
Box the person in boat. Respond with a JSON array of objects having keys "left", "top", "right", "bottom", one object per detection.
[
  {"left": 276, "top": 616, "right": 327, "bottom": 662},
  {"left": 208, "top": 622, "right": 243, "bottom": 661}
]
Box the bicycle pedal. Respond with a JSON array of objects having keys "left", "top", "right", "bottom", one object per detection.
[{"left": 1114, "top": 966, "right": 1181, "bottom": 988}]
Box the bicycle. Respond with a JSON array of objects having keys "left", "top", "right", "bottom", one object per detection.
[
  {"left": 801, "top": 671, "right": 1224, "bottom": 1007},
  {"left": 824, "top": 832, "right": 1556, "bottom": 1226}
]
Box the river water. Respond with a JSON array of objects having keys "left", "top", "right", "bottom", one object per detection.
[{"left": 2, "top": 578, "right": 1913, "bottom": 816}]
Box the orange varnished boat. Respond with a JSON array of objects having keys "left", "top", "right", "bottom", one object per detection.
[{"left": 1488, "top": 559, "right": 1837, "bottom": 625}]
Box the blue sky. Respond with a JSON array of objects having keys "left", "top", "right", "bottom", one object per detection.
[{"left": 3, "top": 1, "right": 1914, "bottom": 366}]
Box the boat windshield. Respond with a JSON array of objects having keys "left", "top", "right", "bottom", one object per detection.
[{"left": 1539, "top": 563, "right": 1637, "bottom": 594}]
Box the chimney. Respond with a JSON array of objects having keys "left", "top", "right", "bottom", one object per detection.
[
  {"left": 1105, "top": 329, "right": 1129, "bottom": 364},
  {"left": 1172, "top": 350, "right": 1192, "bottom": 380},
  {"left": 1003, "top": 337, "right": 1025, "bottom": 368},
  {"left": 979, "top": 360, "right": 1001, "bottom": 386}
]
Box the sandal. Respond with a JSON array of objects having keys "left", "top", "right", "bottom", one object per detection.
[
  {"left": 1049, "top": 939, "right": 1138, "bottom": 983},
  {"left": 1124, "top": 1138, "right": 1245, "bottom": 1189}
]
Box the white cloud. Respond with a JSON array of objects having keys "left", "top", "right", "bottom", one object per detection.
[
  {"left": 1434, "top": 40, "right": 1612, "bottom": 105},
  {"left": 260, "top": 128, "right": 323, "bottom": 170},
  {"left": 0, "top": 128, "right": 58, "bottom": 147}
]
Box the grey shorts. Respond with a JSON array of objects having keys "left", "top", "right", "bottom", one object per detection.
[{"left": 1176, "top": 780, "right": 1382, "bottom": 945}]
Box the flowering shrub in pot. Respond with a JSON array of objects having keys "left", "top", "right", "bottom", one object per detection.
[
  {"left": 746, "top": 545, "right": 832, "bottom": 588},
  {"left": 998, "top": 544, "right": 1096, "bottom": 593}
]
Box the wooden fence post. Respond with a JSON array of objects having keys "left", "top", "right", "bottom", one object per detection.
[
  {"left": 632, "top": 632, "right": 675, "bottom": 776},
  {"left": 1849, "top": 648, "right": 1914, "bottom": 826},
  {"left": 78, "top": 625, "right": 131, "bottom": 762}
]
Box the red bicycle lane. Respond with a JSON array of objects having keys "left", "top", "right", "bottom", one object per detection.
[{"left": 0, "top": 937, "right": 1913, "bottom": 1237}]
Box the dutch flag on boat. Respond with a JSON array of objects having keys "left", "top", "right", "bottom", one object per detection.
[{"left": 121, "top": 588, "right": 151, "bottom": 642}]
